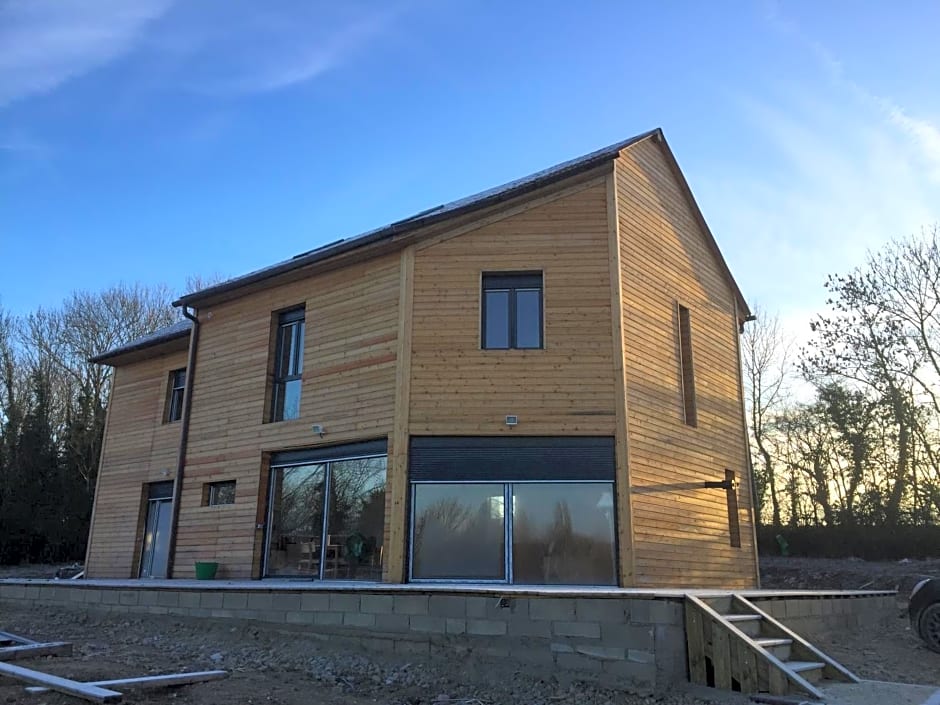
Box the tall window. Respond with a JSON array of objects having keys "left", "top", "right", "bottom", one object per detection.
[
  {"left": 272, "top": 308, "right": 305, "bottom": 422},
  {"left": 677, "top": 303, "right": 697, "bottom": 426},
  {"left": 164, "top": 368, "right": 186, "bottom": 423},
  {"left": 481, "top": 272, "right": 543, "bottom": 349}
]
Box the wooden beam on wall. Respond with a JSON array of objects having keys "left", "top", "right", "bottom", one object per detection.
[
  {"left": 386, "top": 245, "right": 415, "bottom": 583},
  {"left": 606, "top": 166, "right": 635, "bottom": 587}
]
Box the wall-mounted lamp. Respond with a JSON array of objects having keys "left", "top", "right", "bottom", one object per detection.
[
  {"left": 311, "top": 424, "right": 325, "bottom": 438},
  {"left": 505, "top": 415, "right": 519, "bottom": 427}
]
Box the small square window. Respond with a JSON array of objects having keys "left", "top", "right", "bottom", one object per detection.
[
  {"left": 165, "top": 368, "right": 186, "bottom": 423},
  {"left": 482, "top": 272, "right": 543, "bottom": 349},
  {"left": 204, "top": 480, "right": 236, "bottom": 506}
]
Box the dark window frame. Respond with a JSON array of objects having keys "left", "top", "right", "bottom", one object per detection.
[
  {"left": 481, "top": 272, "right": 543, "bottom": 350},
  {"left": 164, "top": 368, "right": 186, "bottom": 423},
  {"left": 677, "top": 303, "right": 697, "bottom": 427},
  {"left": 205, "top": 480, "right": 237, "bottom": 507},
  {"left": 271, "top": 307, "right": 305, "bottom": 422}
]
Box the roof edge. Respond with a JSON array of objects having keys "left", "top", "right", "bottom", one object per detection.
[
  {"left": 89, "top": 320, "right": 192, "bottom": 366},
  {"left": 628, "top": 131, "right": 751, "bottom": 320},
  {"left": 173, "top": 129, "right": 662, "bottom": 308}
]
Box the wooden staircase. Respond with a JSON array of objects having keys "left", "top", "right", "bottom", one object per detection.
[{"left": 684, "top": 594, "right": 860, "bottom": 699}]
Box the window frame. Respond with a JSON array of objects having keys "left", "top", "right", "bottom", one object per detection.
[
  {"left": 164, "top": 368, "right": 186, "bottom": 423},
  {"left": 262, "top": 450, "right": 387, "bottom": 581},
  {"left": 481, "top": 272, "right": 544, "bottom": 350},
  {"left": 270, "top": 307, "right": 306, "bottom": 422},
  {"left": 408, "top": 479, "right": 618, "bottom": 585},
  {"left": 205, "top": 480, "right": 237, "bottom": 507},
  {"left": 676, "top": 303, "right": 698, "bottom": 427}
]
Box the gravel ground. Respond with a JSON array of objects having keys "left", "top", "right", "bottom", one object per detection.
[{"left": 0, "top": 605, "right": 735, "bottom": 705}]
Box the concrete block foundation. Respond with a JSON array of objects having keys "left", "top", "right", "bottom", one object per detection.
[{"left": 0, "top": 580, "right": 895, "bottom": 689}]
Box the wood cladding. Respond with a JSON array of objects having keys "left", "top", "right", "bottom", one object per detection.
[
  {"left": 615, "top": 139, "right": 757, "bottom": 588},
  {"left": 410, "top": 177, "right": 616, "bottom": 436},
  {"left": 174, "top": 253, "right": 401, "bottom": 578},
  {"left": 85, "top": 350, "right": 189, "bottom": 577},
  {"left": 87, "top": 133, "right": 756, "bottom": 589}
]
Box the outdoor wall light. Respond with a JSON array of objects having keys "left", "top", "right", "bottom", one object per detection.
[
  {"left": 311, "top": 424, "right": 325, "bottom": 438},
  {"left": 505, "top": 415, "right": 519, "bottom": 427}
]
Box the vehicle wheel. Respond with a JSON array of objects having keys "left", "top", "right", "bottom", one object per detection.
[{"left": 919, "top": 603, "right": 940, "bottom": 654}]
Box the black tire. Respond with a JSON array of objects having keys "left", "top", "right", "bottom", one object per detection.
[{"left": 919, "top": 603, "right": 940, "bottom": 654}]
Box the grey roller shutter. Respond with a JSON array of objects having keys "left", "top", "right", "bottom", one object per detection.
[
  {"left": 409, "top": 436, "right": 615, "bottom": 482},
  {"left": 270, "top": 439, "right": 388, "bottom": 467}
]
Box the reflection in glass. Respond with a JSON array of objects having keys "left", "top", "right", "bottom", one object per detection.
[
  {"left": 266, "top": 463, "right": 326, "bottom": 577},
  {"left": 515, "top": 289, "right": 541, "bottom": 348},
  {"left": 412, "top": 484, "right": 505, "bottom": 580},
  {"left": 511, "top": 483, "right": 616, "bottom": 585},
  {"left": 327, "top": 457, "right": 387, "bottom": 581},
  {"left": 484, "top": 290, "right": 510, "bottom": 349}
]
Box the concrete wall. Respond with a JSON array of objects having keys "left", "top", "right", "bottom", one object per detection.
[{"left": 0, "top": 583, "right": 895, "bottom": 689}]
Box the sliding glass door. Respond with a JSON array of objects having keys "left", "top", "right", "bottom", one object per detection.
[
  {"left": 410, "top": 482, "right": 616, "bottom": 585},
  {"left": 265, "top": 451, "right": 386, "bottom": 581}
]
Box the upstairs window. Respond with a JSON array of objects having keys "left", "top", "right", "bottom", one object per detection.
[
  {"left": 482, "top": 272, "right": 543, "bottom": 349},
  {"left": 165, "top": 368, "right": 186, "bottom": 423},
  {"left": 272, "top": 307, "right": 305, "bottom": 422},
  {"left": 677, "top": 303, "right": 697, "bottom": 427}
]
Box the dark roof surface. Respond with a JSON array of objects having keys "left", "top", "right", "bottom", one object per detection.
[
  {"left": 90, "top": 319, "right": 192, "bottom": 365},
  {"left": 174, "top": 129, "right": 661, "bottom": 307}
]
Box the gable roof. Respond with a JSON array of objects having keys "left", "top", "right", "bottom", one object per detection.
[
  {"left": 90, "top": 319, "right": 192, "bottom": 365},
  {"left": 174, "top": 129, "right": 662, "bottom": 309}
]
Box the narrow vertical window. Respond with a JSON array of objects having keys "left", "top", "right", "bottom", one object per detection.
[
  {"left": 165, "top": 368, "right": 186, "bottom": 423},
  {"left": 482, "top": 272, "right": 543, "bottom": 349},
  {"left": 272, "top": 307, "right": 305, "bottom": 422},
  {"left": 725, "top": 470, "right": 742, "bottom": 548},
  {"left": 677, "top": 303, "right": 697, "bottom": 426}
]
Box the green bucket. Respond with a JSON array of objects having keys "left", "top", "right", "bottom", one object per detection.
[{"left": 194, "top": 561, "right": 219, "bottom": 580}]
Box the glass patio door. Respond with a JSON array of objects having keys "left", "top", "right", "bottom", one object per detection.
[
  {"left": 264, "top": 463, "right": 327, "bottom": 578},
  {"left": 264, "top": 450, "right": 386, "bottom": 581}
]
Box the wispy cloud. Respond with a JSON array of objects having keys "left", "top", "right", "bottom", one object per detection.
[
  {"left": 702, "top": 1, "right": 940, "bottom": 339},
  {"left": 0, "top": 0, "right": 174, "bottom": 108},
  {"left": 165, "top": 4, "right": 405, "bottom": 97},
  {"left": 762, "top": 0, "right": 940, "bottom": 184}
]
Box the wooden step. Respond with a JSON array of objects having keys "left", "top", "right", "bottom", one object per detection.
[
  {"left": 754, "top": 637, "right": 792, "bottom": 660},
  {"left": 785, "top": 661, "right": 825, "bottom": 684},
  {"left": 723, "top": 614, "right": 762, "bottom": 637}
]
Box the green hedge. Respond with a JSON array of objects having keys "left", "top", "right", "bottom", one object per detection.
[{"left": 757, "top": 525, "right": 940, "bottom": 560}]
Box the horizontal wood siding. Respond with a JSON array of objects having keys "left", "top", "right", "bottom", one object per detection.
[
  {"left": 616, "top": 141, "right": 757, "bottom": 588},
  {"left": 85, "top": 350, "right": 188, "bottom": 577},
  {"left": 410, "top": 178, "right": 618, "bottom": 435},
  {"left": 175, "top": 254, "right": 401, "bottom": 578}
]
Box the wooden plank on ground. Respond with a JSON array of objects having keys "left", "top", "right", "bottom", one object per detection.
[
  {"left": 0, "top": 631, "right": 37, "bottom": 646},
  {"left": 0, "top": 661, "right": 122, "bottom": 703},
  {"left": 25, "top": 670, "right": 228, "bottom": 694},
  {"left": 0, "top": 642, "right": 73, "bottom": 661}
]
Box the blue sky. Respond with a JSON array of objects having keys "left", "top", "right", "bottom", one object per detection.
[{"left": 2, "top": 0, "right": 940, "bottom": 338}]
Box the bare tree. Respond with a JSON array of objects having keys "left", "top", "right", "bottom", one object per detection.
[{"left": 742, "top": 307, "right": 792, "bottom": 527}]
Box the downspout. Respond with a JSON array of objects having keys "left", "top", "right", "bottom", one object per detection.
[{"left": 165, "top": 306, "right": 200, "bottom": 578}]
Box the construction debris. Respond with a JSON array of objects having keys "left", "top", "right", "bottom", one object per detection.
[{"left": 0, "top": 627, "right": 228, "bottom": 702}]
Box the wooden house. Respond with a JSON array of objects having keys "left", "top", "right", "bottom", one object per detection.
[{"left": 86, "top": 128, "right": 758, "bottom": 588}]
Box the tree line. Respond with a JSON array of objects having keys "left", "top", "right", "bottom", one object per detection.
[
  {"left": 745, "top": 225, "right": 940, "bottom": 534},
  {"left": 0, "top": 284, "right": 180, "bottom": 564}
]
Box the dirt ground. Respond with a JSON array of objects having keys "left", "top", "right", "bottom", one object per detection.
[
  {"left": 0, "top": 557, "right": 937, "bottom": 703},
  {"left": 0, "top": 604, "right": 734, "bottom": 705}
]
